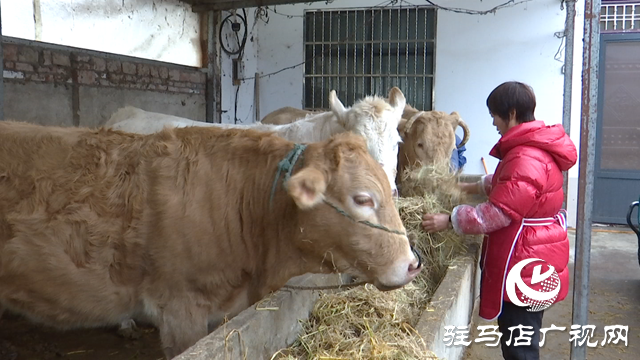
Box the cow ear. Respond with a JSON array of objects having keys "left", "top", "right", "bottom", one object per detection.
[
  {"left": 388, "top": 87, "right": 407, "bottom": 124},
  {"left": 286, "top": 167, "right": 327, "bottom": 209},
  {"left": 329, "top": 90, "right": 349, "bottom": 128}
]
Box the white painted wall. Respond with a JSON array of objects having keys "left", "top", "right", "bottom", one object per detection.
[
  {"left": 433, "top": 0, "right": 567, "bottom": 174},
  {"left": 1, "top": 0, "right": 36, "bottom": 39},
  {"left": 0, "top": 0, "right": 201, "bottom": 67},
  {"left": 223, "top": 0, "right": 584, "bottom": 226},
  {"left": 434, "top": 0, "right": 585, "bottom": 228}
]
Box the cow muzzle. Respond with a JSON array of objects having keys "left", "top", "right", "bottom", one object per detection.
[{"left": 410, "top": 245, "right": 423, "bottom": 271}]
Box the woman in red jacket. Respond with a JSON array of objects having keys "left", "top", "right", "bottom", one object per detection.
[{"left": 422, "top": 81, "right": 577, "bottom": 360}]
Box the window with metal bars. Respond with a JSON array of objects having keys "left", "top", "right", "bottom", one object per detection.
[
  {"left": 303, "top": 7, "right": 436, "bottom": 111},
  {"left": 601, "top": 2, "right": 640, "bottom": 32}
]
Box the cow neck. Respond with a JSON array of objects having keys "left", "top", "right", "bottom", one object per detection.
[{"left": 240, "top": 142, "right": 315, "bottom": 298}]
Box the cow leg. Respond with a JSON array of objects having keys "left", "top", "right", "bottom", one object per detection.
[
  {"left": 116, "top": 318, "right": 142, "bottom": 340},
  {"left": 158, "top": 303, "right": 208, "bottom": 359}
]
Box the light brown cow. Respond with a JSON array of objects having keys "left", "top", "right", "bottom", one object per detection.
[
  {"left": 260, "top": 106, "right": 321, "bottom": 125},
  {"left": 261, "top": 106, "right": 313, "bottom": 125},
  {"left": 0, "top": 121, "right": 421, "bottom": 359},
  {"left": 397, "top": 105, "right": 470, "bottom": 187}
]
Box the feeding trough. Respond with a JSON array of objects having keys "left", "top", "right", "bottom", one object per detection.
[{"left": 175, "top": 166, "right": 485, "bottom": 360}]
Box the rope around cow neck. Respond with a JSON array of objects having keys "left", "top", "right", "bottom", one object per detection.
[{"left": 269, "top": 143, "right": 308, "bottom": 208}]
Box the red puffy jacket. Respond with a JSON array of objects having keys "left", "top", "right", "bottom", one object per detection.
[{"left": 455, "top": 120, "right": 577, "bottom": 320}]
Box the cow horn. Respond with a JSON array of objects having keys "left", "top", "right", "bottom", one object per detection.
[
  {"left": 457, "top": 119, "right": 470, "bottom": 148},
  {"left": 403, "top": 111, "right": 425, "bottom": 134}
]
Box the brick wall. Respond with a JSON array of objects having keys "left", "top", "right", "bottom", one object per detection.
[
  {"left": 1, "top": 36, "right": 207, "bottom": 127},
  {"left": 3, "top": 40, "right": 206, "bottom": 95}
]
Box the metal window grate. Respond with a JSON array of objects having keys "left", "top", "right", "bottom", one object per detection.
[
  {"left": 303, "top": 7, "right": 436, "bottom": 110},
  {"left": 601, "top": 3, "right": 640, "bottom": 32}
]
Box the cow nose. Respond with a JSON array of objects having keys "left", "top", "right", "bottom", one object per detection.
[{"left": 409, "top": 246, "right": 423, "bottom": 273}]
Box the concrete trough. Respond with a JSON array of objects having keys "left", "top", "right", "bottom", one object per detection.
[
  {"left": 173, "top": 273, "right": 351, "bottom": 360},
  {"left": 174, "top": 238, "right": 482, "bottom": 360},
  {"left": 415, "top": 240, "right": 482, "bottom": 360}
]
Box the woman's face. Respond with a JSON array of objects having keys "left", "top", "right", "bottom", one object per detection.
[{"left": 491, "top": 113, "right": 515, "bottom": 136}]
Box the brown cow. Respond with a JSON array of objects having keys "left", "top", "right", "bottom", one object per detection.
[
  {"left": 260, "top": 106, "right": 321, "bottom": 125},
  {"left": 396, "top": 105, "right": 470, "bottom": 187},
  {"left": 0, "top": 121, "right": 421, "bottom": 359}
]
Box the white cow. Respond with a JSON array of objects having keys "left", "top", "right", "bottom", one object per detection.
[{"left": 105, "top": 88, "right": 406, "bottom": 197}]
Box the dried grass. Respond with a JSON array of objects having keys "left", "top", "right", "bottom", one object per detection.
[{"left": 272, "top": 164, "right": 471, "bottom": 360}]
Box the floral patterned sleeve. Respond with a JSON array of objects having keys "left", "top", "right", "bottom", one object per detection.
[
  {"left": 479, "top": 174, "right": 494, "bottom": 196},
  {"left": 450, "top": 201, "right": 512, "bottom": 235}
]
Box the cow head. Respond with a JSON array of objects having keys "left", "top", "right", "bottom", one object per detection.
[
  {"left": 397, "top": 106, "right": 470, "bottom": 183},
  {"left": 329, "top": 88, "right": 406, "bottom": 197},
  {"left": 284, "top": 132, "right": 421, "bottom": 291}
]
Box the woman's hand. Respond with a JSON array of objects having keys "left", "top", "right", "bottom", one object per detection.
[
  {"left": 421, "top": 213, "right": 451, "bottom": 233},
  {"left": 458, "top": 182, "right": 480, "bottom": 195}
]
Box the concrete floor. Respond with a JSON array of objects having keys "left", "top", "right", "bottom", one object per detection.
[{"left": 463, "top": 227, "right": 640, "bottom": 360}]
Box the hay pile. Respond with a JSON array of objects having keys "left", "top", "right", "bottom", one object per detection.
[{"left": 272, "top": 164, "right": 471, "bottom": 360}]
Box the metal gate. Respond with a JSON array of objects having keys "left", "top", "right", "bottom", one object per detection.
[
  {"left": 593, "top": 31, "right": 640, "bottom": 224},
  {"left": 303, "top": 7, "right": 436, "bottom": 110}
]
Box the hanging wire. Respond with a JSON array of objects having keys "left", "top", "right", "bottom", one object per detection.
[
  {"left": 219, "top": 8, "right": 249, "bottom": 123},
  {"left": 219, "top": 9, "right": 248, "bottom": 56},
  {"left": 243, "top": 0, "right": 397, "bottom": 80},
  {"left": 422, "top": 0, "right": 531, "bottom": 15}
]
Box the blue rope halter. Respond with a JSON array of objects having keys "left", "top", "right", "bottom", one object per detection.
[{"left": 269, "top": 143, "right": 308, "bottom": 208}]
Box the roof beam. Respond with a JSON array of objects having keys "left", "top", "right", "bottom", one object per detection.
[{"left": 187, "top": 0, "right": 326, "bottom": 12}]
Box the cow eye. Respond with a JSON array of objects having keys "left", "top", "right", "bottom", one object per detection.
[
  {"left": 353, "top": 195, "right": 375, "bottom": 208},
  {"left": 417, "top": 143, "right": 424, "bottom": 148}
]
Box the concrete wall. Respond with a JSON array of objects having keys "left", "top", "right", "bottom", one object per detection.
[
  {"left": 3, "top": 37, "right": 206, "bottom": 127},
  {"left": 0, "top": 0, "right": 202, "bottom": 67},
  {"left": 219, "top": 0, "right": 584, "bottom": 227}
]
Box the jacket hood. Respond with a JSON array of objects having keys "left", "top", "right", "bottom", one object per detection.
[{"left": 489, "top": 120, "right": 577, "bottom": 171}]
